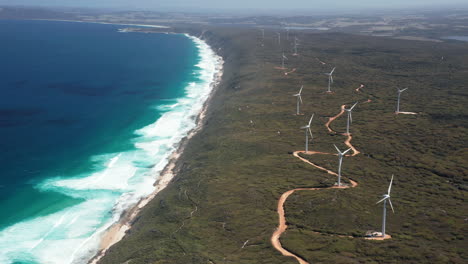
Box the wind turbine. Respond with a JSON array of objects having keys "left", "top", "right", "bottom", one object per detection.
[
  {"left": 396, "top": 88, "right": 408, "bottom": 113},
  {"left": 292, "top": 85, "right": 303, "bottom": 115},
  {"left": 277, "top": 32, "right": 281, "bottom": 45},
  {"left": 281, "top": 52, "right": 288, "bottom": 69},
  {"left": 334, "top": 144, "right": 351, "bottom": 186},
  {"left": 325, "top": 67, "right": 336, "bottom": 93},
  {"left": 345, "top": 102, "right": 358, "bottom": 135},
  {"left": 292, "top": 37, "right": 299, "bottom": 56},
  {"left": 260, "top": 28, "right": 265, "bottom": 46},
  {"left": 301, "top": 114, "right": 314, "bottom": 152},
  {"left": 376, "top": 175, "right": 394, "bottom": 238}
]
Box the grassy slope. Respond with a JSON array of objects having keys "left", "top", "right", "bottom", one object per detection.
[{"left": 99, "top": 27, "right": 467, "bottom": 264}]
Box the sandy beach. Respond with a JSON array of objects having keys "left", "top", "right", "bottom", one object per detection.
[{"left": 89, "top": 37, "right": 224, "bottom": 264}]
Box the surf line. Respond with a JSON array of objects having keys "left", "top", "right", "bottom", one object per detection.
[{"left": 271, "top": 104, "right": 360, "bottom": 264}]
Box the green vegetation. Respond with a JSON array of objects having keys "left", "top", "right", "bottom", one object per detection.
[{"left": 100, "top": 26, "right": 467, "bottom": 264}]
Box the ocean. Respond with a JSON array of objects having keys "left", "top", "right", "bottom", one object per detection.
[{"left": 0, "top": 20, "right": 221, "bottom": 263}]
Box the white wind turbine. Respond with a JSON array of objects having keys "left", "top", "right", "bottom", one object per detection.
[
  {"left": 292, "top": 37, "right": 299, "bottom": 56},
  {"left": 260, "top": 29, "right": 265, "bottom": 47},
  {"left": 325, "top": 67, "right": 336, "bottom": 93},
  {"left": 376, "top": 175, "right": 395, "bottom": 238},
  {"left": 345, "top": 102, "right": 358, "bottom": 135},
  {"left": 292, "top": 85, "right": 303, "bottom": 115},
  {"left": 301, "top": 114, "right": 314, "bottom": 152},
  {"left": 396, "top": 88, "right": 408, "bottom": 113},
  {"left": 334, "top": 144, "right": 351, "bottom": 186},
  {"left": 281, "top": 52, "right": 288, "bottom": 69}
]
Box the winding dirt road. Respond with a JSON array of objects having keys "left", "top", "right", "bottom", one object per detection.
[{"left": 271, "top": 104, "right": 360, "bottom": 264}]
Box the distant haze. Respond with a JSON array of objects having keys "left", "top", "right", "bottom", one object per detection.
[{"left": 1, "top": 0, "right": 467, "bottom": 13}]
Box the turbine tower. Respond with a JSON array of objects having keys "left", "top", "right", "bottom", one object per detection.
[
  {"left": 292, "top": 85, "right": 303, "bottom": 115},
  {"left": 325, "top": 67, "right": 336, "bottom": 93},
  {"left": 301, "top": 114, "right": 314, "bottom": 152},
  {"left": 396, "top": 88, "right": 408, "bottom": 113},
  {"left": 345, "top": 102, "right": 358, "bottom": 135},
  {"left": 334, "top": 144, "right": 351, "bottom": 186},
  {"left": 376, "top": 175, "right": 395, "bottom": 237},
  {"left": 277, "top": 32, "right": 281, "bottom": 45},
  {"left": 281, "top": 52, "right": 288, "bottom": 69}
]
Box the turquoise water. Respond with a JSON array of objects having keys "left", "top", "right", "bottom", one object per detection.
[{"left": 0, "top": 20, "right": 221, "bottom": 263}]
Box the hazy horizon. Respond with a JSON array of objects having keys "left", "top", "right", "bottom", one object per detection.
[{"left": 1, "top": 0, "right": 468, "bottom": 14}]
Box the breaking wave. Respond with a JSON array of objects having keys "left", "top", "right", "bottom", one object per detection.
[{"left": 0, "top": 35, "right": 222, "bottom": 264}]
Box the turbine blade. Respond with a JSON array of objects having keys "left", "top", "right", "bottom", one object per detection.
[
  {"left": 350, "top": 101, "right": 358, "bottom": 110},
  {"left": 333, "top": 144, "right": 341, "bottom": 153},
  {"left": 309, "top": 128, "right": 313, "bottom": 139},
  {"left": 349, "top": 111, "right": 353, "bottom": 123},
  {"left": 331, "top": 75, "right": 334, "bottom": 83},
  {"left": 343, "top": 148, "right": 352, "bottom": 155},
  {"left": 299, "top": 85, "right": 303, "bottom": 94},
  {"left": 299, "top": 95, "right": 303, "bottom": 104},
  {"left": 376, "top": 197, "right": 387, "bottom": 204},
  {"left": 308, "top": 113, "right": 314, "bottom": 126},
  {"left": 401, "top": 88, "right": 408, "bottom": 92},
  {"left": 388, "top": 175, "right": 394, "bottom": 195},
  {"left": 330, "top": 67, "right": 336, "bottom": 74},
  {"left": 388, "top": 199, "right": 395, "bottom": 213}
]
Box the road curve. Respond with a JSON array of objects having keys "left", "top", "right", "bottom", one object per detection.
[{"left": 271, "top": 104, "right": 360, "bottom": 264}]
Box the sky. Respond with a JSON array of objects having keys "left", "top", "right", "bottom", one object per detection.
[{"left": 1, "top": 0, "right": 467, "bottom": 13}]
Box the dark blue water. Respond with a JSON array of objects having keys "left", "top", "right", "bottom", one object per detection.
[{"left": 0, "top": 20, "right": 204, "bottom": 263}]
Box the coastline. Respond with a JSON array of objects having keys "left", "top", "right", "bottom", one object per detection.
[{"left": 89, "top": 34, "right": 224, "bottom": 264}]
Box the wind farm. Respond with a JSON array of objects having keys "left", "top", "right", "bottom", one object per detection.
[{"left": 81, "top": 15, "right": 467, "bottom": 264}]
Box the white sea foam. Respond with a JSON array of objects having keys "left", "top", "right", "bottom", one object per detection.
[{"left": 0, "top": 35, "right": 223, "bottom": 264}]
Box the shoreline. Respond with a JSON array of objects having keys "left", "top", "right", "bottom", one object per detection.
[{"left": 89, "top": 34, "right": 224, "bottom": 264}]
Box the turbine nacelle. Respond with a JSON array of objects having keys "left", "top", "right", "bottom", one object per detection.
[
  {"left": 292, "top": 85, "right": 303, "bottom": 97},
  {"left": 334, "top": 144, "right": 351, "bottom": 157},
  {"left": 301, "top": 114, "right": 314, "bottom": 141},
  {"left": 376, "top": 175, "right": 395, "bottom": 213},
  {"left": 398, "top": 87, "right": 408, "bottom": 93},
  {"left": 345, "top": 102, "right": 358, "bottom": 111},
  {"left": 345, "top": 102, "right": 358, "bottom": 123},
  {"left": 301, "top": 114, "right": 314, "bottom": 130}
]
